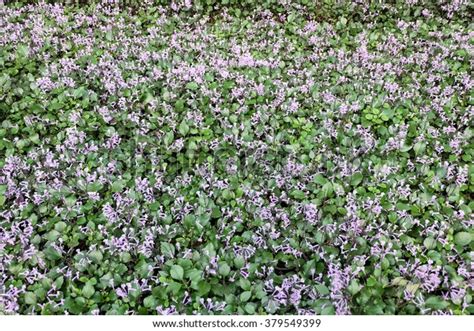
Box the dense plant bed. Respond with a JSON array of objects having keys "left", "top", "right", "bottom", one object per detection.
[{"left": 0, "top": 1, "right": 473, "bottom": 315}]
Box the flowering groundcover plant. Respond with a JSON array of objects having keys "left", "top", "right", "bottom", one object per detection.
[{"left": 0, "top": 0, "right": 473, "bottom": 315}]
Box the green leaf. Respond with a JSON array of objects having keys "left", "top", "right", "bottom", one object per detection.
[
  {"left": 16, "top": 139, "right": 28, "bottom": 150},
  {"left": 367, "top": 276, "right": 378, "bottom": 287},
  {"left": 46, "top": 230, "right": 61, "bottom": 242},
  {"left": 291, "top": 189, "right": 306, "bottom": 200},
  {"left": 233, "top": 256, "right": 245, "bottom": 268},
  {"left": 25, "top": 292, "right": 37, "bottom": 305},
  {"left": 400, "top": 144, "right": 412, "bottom": 152},
  {"left": 16, "top": 44, "right": 29, "bottom": 58},
  {"left": 239, "top": 278, "right": 251, "bottom": 291},
  {"left": 178, "top": 121, "right": 189, "bottom": 136},
  {"left": 423, "top": 237, "right": 437, "bottom": 250},
  {"left": 186, "top": 82, "right": 199, "bottom": 90},
  {"left": 218, "top": 262, "right": 231, "bottom": 276},
  {"left": 82, "top": 283, "right": 95, "bottom": 298},
  {"left": 30, "top": 133, "right": 40, "bottom": 144},
  {"left": 170, "top": 265, "right": 184, "bottom": 281},
  {"left": 322, "top": 182, "right": 334, "bottom": 198},
  {"left": 166, "top": 281, "right": 182, "bottom": 296},
  {"left": 144, "top": 295, "right": 156, "bottom": 308},
  {"left": 87, "top": 182, "right": 103, "bottom": 193},
  {"left": 314, "top": 174, "right": 328, "bottom": 185},
  {"left": 187, "top": 269, "right": 203, "bottom": 283},
  {"left": 197, "top": 281, "right": 211, "bottom": 295},
  {"left": 315, "top": 232, "right": 325, "bottom": 244},
  {"left": 55, "top": 276, "right": 64, "bottom": 289},
  {"left": 211, "top": 207, "right": 222, "bottom": 219},
  {"left": 163, "top": 131, "right": 174, "bottom": 146},
  {"left": 54, "top": 221, "right": 67, "bottom": 232},
  {"left": 244, "top": 303, "right": 256, "bottom": 314},
  {"left": 161, "top": 242, "right": 175, "bottom": 258},
  {"left": 44, "top": 246, "right": 62, "bottom": 261},
  {"left": 120, "top": 252, "right": 131, "bottom": 263},
  {"left": 240, "top": 291, "right": 252, "bottom": 302},
  {"left": 396, "top": 202, "right": 411, "bottom": 211},
  {"left": 89, "top": 250, "right": 103, "bottom": 263},
  {"left": 175, "top": 99, "right": 185, "bottom": 111},
  {"left": 347, "top": 279, "right": 362, "bottom": 295},
  {"left": 425, "top": 296, "right": 449, "bottom": 310},
  {"left": 414, "top": 142, "right": 426, "bottom": 156},
  {"left": 321, "top": 305, "right": 335, "bottom": 315},
  {"left": 366, "top": 305, "right": 384, "bottom": 314},
  {"left": 315, "top": 284, "right": 330, "bottom": 296},
  {"left": 106, "top": 30, "right": 113, "bottom": 41},
  {"left": 111, "top": 180, "right": 126, "bottom": 192},
  {"left": 350, "top": 172, "right": 363, "bottom": 186},
  {"left": 454, "top": 232, "right": 472, "bottom": 246}
]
